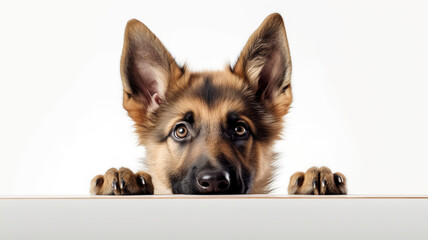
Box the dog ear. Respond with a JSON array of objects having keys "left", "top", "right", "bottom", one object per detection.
[
  {"left": 120, "top": 19, "right": 183, "bottom": 123},
  {"left": 233, "top": 13, "right": 292, "bottom": 116}
]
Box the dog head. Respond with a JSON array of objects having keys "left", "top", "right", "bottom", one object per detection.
[{"left": 120, "top": 13, "right": 292, "bottom": 194}]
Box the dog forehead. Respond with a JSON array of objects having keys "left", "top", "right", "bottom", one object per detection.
[{"left": 174, "top": 73, "right": 249, "bottom": 120}]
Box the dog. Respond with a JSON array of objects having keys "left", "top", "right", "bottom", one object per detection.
[{"left": 90, "top": 13, "right": 347, "bottom": 195}]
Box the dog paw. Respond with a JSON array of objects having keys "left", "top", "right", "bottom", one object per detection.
[
  {"left": 90, "top": 167, "right": 154, "bottom": 195},
  {"left": 288, "top": 166, "right": 347, "bottom": 195}
]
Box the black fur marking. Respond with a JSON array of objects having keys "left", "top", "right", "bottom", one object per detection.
[
  {"left": 192, "top": 77, "right": 246, "bottom": 108},
  {"left": 182, "top": 111, "right": 194, "bottom": 124},
  {"left": 197, "top": 76, "right": 222, "bottom": 107},
  {"left": 227, "top": 112, "right": 241, "bottom": 124}
]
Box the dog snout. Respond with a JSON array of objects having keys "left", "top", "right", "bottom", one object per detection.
[{"left": 196, "top": 170, "right": 230, "bottom": 193}]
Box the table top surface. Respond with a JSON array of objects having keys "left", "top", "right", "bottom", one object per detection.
[{"left": 1, "top": 194, "right": 428, "bottom": 199}]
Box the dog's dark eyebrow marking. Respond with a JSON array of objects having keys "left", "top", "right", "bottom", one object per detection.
[
  {"left": 226, "top": 111, "right": 241, "bottom": 125},
  {"left": 182, "top": 111, "right": 194, "bottom": 124}
]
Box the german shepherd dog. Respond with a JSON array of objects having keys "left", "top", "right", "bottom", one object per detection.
[{"left": 90, "top": 13, "right": 347, "bottom": 195}]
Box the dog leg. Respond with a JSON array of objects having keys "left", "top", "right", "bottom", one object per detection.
[
  {"left": 90, "top": 167, "right": 154, "bottom": 195},
  {"left": 288, "top": 166, "right": 346, "bottom": 195}
]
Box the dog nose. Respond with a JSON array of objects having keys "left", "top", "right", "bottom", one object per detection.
[{"left": 196, "top": 170, "right": 230, "bottom": 193}]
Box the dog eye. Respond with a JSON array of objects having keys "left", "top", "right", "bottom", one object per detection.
[
  {"left": 234, "top": 121, "right": 248, "bottom": 137},
  {"left": 174, "top": 125, "right": 188, "bottom": 139}
]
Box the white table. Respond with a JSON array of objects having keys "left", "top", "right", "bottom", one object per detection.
[{"left": 1, "top": 195, "right": 427, "bottom": 240}]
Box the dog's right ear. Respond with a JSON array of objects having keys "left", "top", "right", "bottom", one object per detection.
[
  {"left": 233, "top": 13, "right": 292, "bottom": 117},
  {"left": 120, "top": 19, "right": 183, "bottom": 124}
]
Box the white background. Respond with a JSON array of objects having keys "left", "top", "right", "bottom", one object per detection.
[{"left": 0, "top": 0, "right": 427, "bottom": 195}]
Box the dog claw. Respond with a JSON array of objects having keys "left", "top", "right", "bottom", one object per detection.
[
  {"left": 140, "top": 176, "right": 146, "bottom": 185},
  {"left": 322, "top": 179, "right": 326, "bottom": 187},
  {"left": 312, "top": 179, "right": 318, "bottom": 189},
  {"left": 112, "top": 180, "right": 117, "bottom": 190},
  {"left": 95, "top": 178, "right": 103, "bottom": 187},
  {"left": 120, "top": 179, "right": 125, "bottom": 189},
  {"left": 295, "top": 177, "right": 303, "bottom": 186},
  {"left": 335, "top": 175, "right": 343, "bottom": 184}
]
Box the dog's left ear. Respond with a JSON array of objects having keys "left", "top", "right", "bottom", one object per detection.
[
  {"left": 120, "top": 19, "right": 183, "bottom": 124},
  {"left": 233, "top": 13, "right": 292, "bottom": 116}
]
